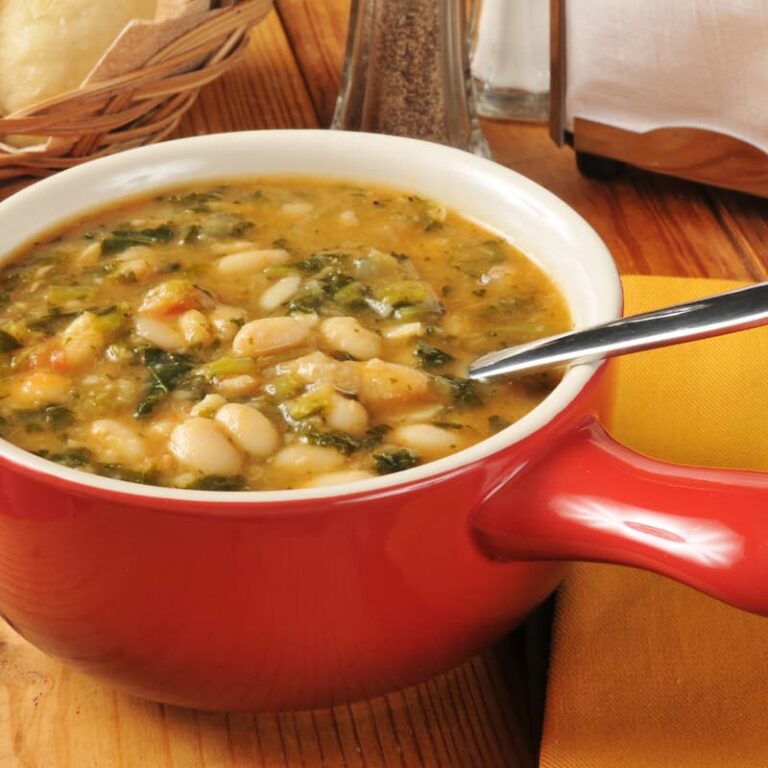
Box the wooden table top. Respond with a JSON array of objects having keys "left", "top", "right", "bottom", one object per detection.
[{"left": 0, "top": 2, "right": 766, "bottom": 766}]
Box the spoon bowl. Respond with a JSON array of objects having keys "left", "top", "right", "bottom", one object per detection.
[{"left": 469, "top": 280, "right": 768, "bottom": 380}]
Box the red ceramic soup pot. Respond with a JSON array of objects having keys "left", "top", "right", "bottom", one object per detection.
[{"left": 0, "top": 131, "right": 766, "bottom": 712}]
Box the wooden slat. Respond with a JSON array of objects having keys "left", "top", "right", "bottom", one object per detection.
[
  {"left": 482, "top": 120, "right": 768, "bottom": 280},
  {"left": 0, "top": 619, "right": 534, "bottom": 767},
  {"left": 175, "top": 7, "right": 319, "bottom": 134},
  {"left": 275, "top": 0, "right": 349, "bottom": 127}
]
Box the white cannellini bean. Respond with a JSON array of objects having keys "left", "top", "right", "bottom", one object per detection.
[
  {"left": 11, "top": 372, "right": 71, "bottom": 407},
  {"left": 117, "top": 258, "right": 155, "bottom": 282},
  {"left": 292, "top": 311, "right": 319, "bottom": 328},
  {"left": 390, "top": 424, "right": 461, "bottom": 458},
  {"left": 338, "top": 210, "right": 359, "bottom": 226},
  {"left": 169, "top": 418, "right": 243, "bottom": 476},
  {"left": 214, "top": 374, "right": 261, "bottom": 397},
  {"left": 271, "top": 444, "right": 345, "bottom": 474},
  {"left": 281, "top": 201, "right": 314, "bottom": 216},
  {"left": 325, "top": 393, "right": 368, "bottom": 436},
  {"left": 259, "top": 275, "right": 302, "bottom": 311},
  {"left": 210, "top": 240, "right": 257, "bottom": 255},
  {"left": 233, "top": 316, "right": 311, "bottom": 357},
  {"left": 320, "top": 316, "right": 381, "bottom": 360},
  {"left": 383, "top": 322, "right": 423, "bottom": 340},
  {"left": 115, "top": 245, "right": 154, "bottom": 262},
  {"left": 134, "top": 315, "right": 185, "bottom": 351},
  {"left": 210, "top": 305, "right": 247, "bottom": 342},
  {"left": 58, "top": 311, "right": 109, "bottom": 369},
  {"left": 76, "top": 241, "right": 102, "bottom": 268},
  {"left": 304, "top": 470, "right": 374, "bottom": 488},
  {"left": 179, "top": 309, "right": 213, "bottom": 348},
  {"left": 89, "top": 420, "right": 146, "bottom": 465},
  {"left": 215, "top": 403, "right": 280, "bottom": 458},
  {"left": 216, "top": 248, "right": 290, "bottom": 275},
  {"left": 277, "top": 351, "right": 360, "bottom": 395},
  {"left": 357, "top": 359, "right": 430, "bottom": 408},
  {"left": 190, "top": 394, "right": 227, "bottom": 417}
]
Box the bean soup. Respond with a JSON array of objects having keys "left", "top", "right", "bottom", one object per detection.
[{"left": 0, "top": 179, "right": 571, "bottom": 490}]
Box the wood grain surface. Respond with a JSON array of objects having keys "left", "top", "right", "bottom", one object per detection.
[{"left": 0, "top": 2, "right": 766, "bottom": 766}]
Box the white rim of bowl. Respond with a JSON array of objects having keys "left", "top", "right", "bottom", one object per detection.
[{"left": 0, "top": 130, "right": 622, "bottom": 505}]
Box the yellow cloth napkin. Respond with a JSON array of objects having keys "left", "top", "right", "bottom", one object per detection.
[{"left": 540, "top": 275, "right": 768, "bottom": 768}]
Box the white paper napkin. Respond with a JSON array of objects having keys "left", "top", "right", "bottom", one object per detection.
[{"left": 565, "top": 0, "right": 768, "bottom": 152}]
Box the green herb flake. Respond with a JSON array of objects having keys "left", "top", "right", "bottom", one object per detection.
[
  {"left": 26, "top": 309, "right": 79, "bottom": 334},
  {"left": 319, "top": 271, "right": 354, "bottom": 296},
  {"left": 295, "top": 253, "right": 342, "bottom": 273},
  {"left": 16, "top": 404, "right": 74, "bottom": 431},
  {"left": 302, "top": 429, "right": 361, "bottom": 456},
  {"left": 135, "top": 348, "right": 195, "bottom": 418},
  {"left": 101, "top": 224, "right": 174, "bottom": 255},
  {"left": 167, "top": 191, "right": 223, "bottom": 211},
  {"left": 35, "top": 447, "right": 92, "bottom": 468},
  {"left": 200, "top": 212, "right": 252, "bottom": 238},
  {"left": 374, "top": 449, "right": 420, "bottom": 475},
  {"left": 97, "top": 464, "right": 156, "bottom": 485},
  {"left": 360, "top": 423, "right": 391, "bottom": 449},
  {"left": 414, "top": 341, "right": 454, "bottom": 369},
  {"left": 438, "top": 375, "right": 484, "bottom": 408},
  {"left": 488, "top": 415, "right": 511, "bottom": 433},
  {"left": 0, "top": 329, "right": 22, "bottom": 353},
  {"left": 186, "top": 475, "right": 247, "bottom": 491}
]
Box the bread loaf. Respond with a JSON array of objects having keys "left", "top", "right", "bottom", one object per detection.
[{"left": 0, "top": 0, "right": 158, "bottom": 115}]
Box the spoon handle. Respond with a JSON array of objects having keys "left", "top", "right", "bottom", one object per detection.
[{"left": 468, "top": 281, "right": 768, "bottom": 380}]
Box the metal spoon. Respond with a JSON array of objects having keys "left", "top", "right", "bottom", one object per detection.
[{"left": 468, "top": 281, "right": 768, "bottom": 380}]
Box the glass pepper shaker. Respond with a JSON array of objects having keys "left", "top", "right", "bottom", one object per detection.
[{"left": 332, "top": 0, "right": 490, "bottom": 157}]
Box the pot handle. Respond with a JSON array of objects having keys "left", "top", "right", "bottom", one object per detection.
[{"left": 472, "top": 417, "right": 768, "bottom": 615}]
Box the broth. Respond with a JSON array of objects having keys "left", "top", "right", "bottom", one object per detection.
[{"left": 0, "top": 178, "right": 571, "bottom": 490}]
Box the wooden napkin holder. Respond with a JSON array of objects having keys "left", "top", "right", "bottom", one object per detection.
[{"left": 549, "top": 0, "right": 768, "bottom": 198}]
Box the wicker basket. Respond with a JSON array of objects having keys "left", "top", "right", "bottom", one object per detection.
[{"left": 0, "top": 0, "right": 272, "bottom": 182}]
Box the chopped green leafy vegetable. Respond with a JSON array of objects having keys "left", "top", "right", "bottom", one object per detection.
[
  {"left": 288, "top": 282, "right": 326, "bottom": 313},
  {"left": 0, "top": 329, "right": 22, "bottom": 353},
  {"left": 360, "top": 423, "right": 391, "bottom": 449},
  {"left": 45, "top": 285, "right": 96, "bottom": 305},
  {"left": 452, "top": 239, "right": 506, "bottom": 277},
  {"left": 199, "top": 356, "right": 257, "bottom": 379},
  {"left": 265, "top": 374, "right": 305, "bottom": 401},
  {"left": 414, "top": 341, "right": 454, "bottom": 368},
  {"left": 283, "top": 389, "right": 331, "bottom": 420},
  {"left": 26, "top": 309, "right": 79, "bottom": 334},
  {"left": 488, "top": 415, "right": 511, "bottom": 433},
  {"left": 200, "top": 212, "right": 252, "bottom": 238},
  {"left": 16, "top": 404, "right": 74, "bottom": 431},
  {"left": 437, "top": 375, "right": 484, "bottom": 408},
  {"left": 167, "top": 191, "right": 223, "bottom": 211},
  {"left": 35, "top": 447, "right": 92, "bottom": 468},
  {"left": 135, "top": 347, "right": 195, "bottom": 418},
  {"left": 374, "top": 449, "right": 420, "bottom": 475},
  {"left": 319, "top": 271, "right": 354, "bottom": 296},
  {"left": 375, "top": 280, "right": 429, "bottom": 308},
  {"left": 302, "top": 423, "right": 392, "bottom": 456},
  {"left": 295, "top": 253, "right": 343, "bottom": 273},
  {"left": 97, "top": 464, "right": 156, "bottom": 485},
  {"left": 333, "top": 280, "right": 370, "bottom": 309},
  {"left": 101, "top": 225, "right": 174, "bottom": 255},
  {"left": 302, "top": 429, "right": 361, "bottom": 456},
  {"left": 186, "top": 475, "right": 247, "bottom": 491}
]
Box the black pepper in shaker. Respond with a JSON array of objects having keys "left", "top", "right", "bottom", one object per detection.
[{"left": 332, "top": 0, "right": 490, "bottom": 156}]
